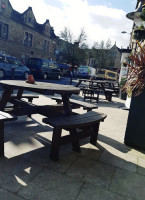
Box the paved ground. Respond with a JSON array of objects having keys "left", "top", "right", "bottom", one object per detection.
[{"left": 0, "top": 88, "right": 145, "bottom": 200}]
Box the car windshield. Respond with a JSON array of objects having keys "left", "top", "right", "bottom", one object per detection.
[{"left": 98, "top": 70, "right": 105, "bottom": 75}]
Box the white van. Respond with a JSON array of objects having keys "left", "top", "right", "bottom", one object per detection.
[{"left": 78, "top": 66, "right": 96, "bottom": 78}]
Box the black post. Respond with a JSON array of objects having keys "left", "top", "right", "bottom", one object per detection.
[{"left": 11, "top": 67, "right": 15, "bottom": 80}]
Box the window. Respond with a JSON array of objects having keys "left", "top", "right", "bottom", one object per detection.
[
  {"left": 0, "top": 22, "right": 2, "bottom": 38},
  {"left": 0, "top": 22, "right": 9, "bottom": 39},
  {"left": 49, "top": 62, "right": 58, "bottom": 69},
  {"left": 43, "top": 40, "right": 49, "bottom": 52},
  {"left": 110, "top": 60, "right": 115, "bottom": 68},
  {"left": 3, "top": 24, "right": 8, "bottom": 39},
  {"left": 28, "top": 17, "right": 31, "bottom": 22},
  {"left": 23, "top": 32, "right": 33, "bottom": 46}
]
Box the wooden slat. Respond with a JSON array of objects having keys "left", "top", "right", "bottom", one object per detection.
[
  {"left": 43, "top": 111, "right": 107, "bottom": 128},
  {"left": 51, "top": 96, "right": 98, "bottom": 110}
]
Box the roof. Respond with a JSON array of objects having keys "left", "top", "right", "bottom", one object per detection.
[
  {"left": 121, "top": 48, "right": 132, "bottom": 53},
  {"left": 10, "top": 6, "right": 57, "bottom": 38}
]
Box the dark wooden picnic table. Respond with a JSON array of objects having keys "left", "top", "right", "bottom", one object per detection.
[
  {"left": 0, "top": 80, "right": 107, "bottom": 161},
  {"left": 75, "top": 78, "right": 116, "bottom": 88},
  {"left": 0, "top": 80, "right": 80, "bottom": 116},
  {"left": 76, "top": 79, "right": 119, "bottom": 101}
]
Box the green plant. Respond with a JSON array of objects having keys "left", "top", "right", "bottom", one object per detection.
[
  {"left": 140, "top": 8, "right": 145, "bottom": 21},
  {"left": 133, "top": 29, "right": 145, "bottom": 41},
  {"left": 123, "top": 40, "right": 145, "bottom": 96}
]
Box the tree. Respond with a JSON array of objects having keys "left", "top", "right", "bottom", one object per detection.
[
  {"left": 91, "top": 39, "right": 112, "bottom": 69},
  {"left": 57, "top": 27, "right": 89, "bottom": 66}
]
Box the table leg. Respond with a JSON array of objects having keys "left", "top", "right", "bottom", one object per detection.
[
  {"left": 90, "top": 123, "right": 100, "bottom": 146},
  {"left": 0, "top": 122, "right": 4, "bottom": 156},
  {"left": 61, "top": 94, "right": 72, "bottom": 116},
  {"left": 0, "top": 88, "right": 13, "bottom": 111},
  {"left": 75, "top": 80, "right": 82, "bottom": 87},
  {"left": 16, "top": 88, "right": 24, "bottom": 99}
]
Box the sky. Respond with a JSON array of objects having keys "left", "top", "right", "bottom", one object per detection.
[{"left": 9, "top": 0, "right": 137, "bottom": 49}]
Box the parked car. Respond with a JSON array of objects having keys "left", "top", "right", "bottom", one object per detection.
[
  {"left": 0, "top": 54, "right": 30, "bottom": 79},
  {"left": 27, "top": 58, "right": 61, "bottom": 80}
]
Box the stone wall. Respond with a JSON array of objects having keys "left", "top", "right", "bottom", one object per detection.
[{"left": 0, "top": 0, "right": 57, "bottom": 63}]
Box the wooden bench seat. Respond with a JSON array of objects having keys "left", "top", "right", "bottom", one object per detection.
[
  {"left": 51, "top": 96, "right": 98, "bottom": 111},
  {"left": 0, "top": 111, "right": 17, "bottom": 156},
  {"left": 81, "top": 87, "right": 100, "bottom": 103},
  {"left": 43, "top": 111, "right": 107, "bottom": 161}
]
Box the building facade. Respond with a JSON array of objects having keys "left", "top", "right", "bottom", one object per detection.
[
  {"left": 0, "top": 0, "right": 58, "bottom": 63},
  {"left": 87, "top": 44, "right": 122, "bottom": 72}
]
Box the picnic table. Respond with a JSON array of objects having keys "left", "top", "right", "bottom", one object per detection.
[
  {"left": 0, "top": 80, "right": 107, "bottom": 161},
  {"left": 76, "top": 79, "right": 119, "bottom": 102},
  {"left": 0, "top": 80, "right": 80, "bottom": 116}
]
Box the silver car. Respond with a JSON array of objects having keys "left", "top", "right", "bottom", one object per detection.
[{"left": 0, "top": 54, "right": 30, "bottom": 79}]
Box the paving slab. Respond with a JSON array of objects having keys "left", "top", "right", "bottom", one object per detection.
[
  {"left": 23, "top": 146, "right": 79, "bottom": 173},
  {"left": 0, "top": 188, "right": 24, "bottom": 200},
  {"left": 0, "top": 156, "right": 43, "bottom": 193},
  {"left": 66, "top": 156, "right": 115, "bottom": 189},
  {"left": 77, "top": 183, "right": 132, "bottom": 200},
  {"left": 137, "top": 157, "right": 145, "bottom": 176},
  {"left": 5, "top": 136, "right": 44, "bottom": 158},
  {"left": 99, "top": 149, "right": 137, "bottom": 172},
  {"left": 110, "top": 168, "right": 145, "bottom": 200},
  {"left": 18, "top": 168, "right": 83, "bottom": 200},
  {"left": 77, "top": 143, "right": 103, "bottom": 160}
]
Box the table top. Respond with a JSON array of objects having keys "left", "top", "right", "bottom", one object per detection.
[
  {"left": 78, "top": 79, "right": 115, "bottom": 83},
  {"left": 0, "top": 80, "right": 80, "bottom": 95}
]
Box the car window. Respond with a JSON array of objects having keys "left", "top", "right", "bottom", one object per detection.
[
  {"left": 49, "top": 62, "right": 58, "bottom": 69},
  {"left": 28, "top": 58, "right": 40, "bottom": 66},
  {"left": 0, "top": 56, "right": 5, "bottom": 63},
  {"left": 6, "top": 57, "right": 15, "bottom": 64},
  {"left": 42, "top": 61, "right": 48, "bottom": 68},
  {"left": 0, "top": 55, "right": 8, "bottom": 63}
]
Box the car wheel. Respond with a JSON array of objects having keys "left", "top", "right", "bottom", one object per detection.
[
  {"left": 24, "top": 72, "right": 29, "bottom": 79},
  {"left": 0, "top": 70, "right": 5, "bottom": 79},
  {"left": 57, "top": 75, "right": 61, "bottom": 80},
  {"left": 43, "top": 73, "right": 48, "bottom": 80}
]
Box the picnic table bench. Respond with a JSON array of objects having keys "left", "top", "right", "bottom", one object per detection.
[
  {"left": 43, "top": 111, "right": 107, "bottom": 161},
  {"left": 81, "top": 87, "right": 100, "bottom": 103},
  {"left": 0, "top": 111, "right": 17, "bottom": 156},
  {"left": 51, "top": 96, "right": 98, "bottom": 111}
]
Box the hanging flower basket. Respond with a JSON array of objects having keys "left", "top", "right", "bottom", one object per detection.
[
  {"left": 123, "top": 40, "right": 145, "bottom": 97},
  {"left": 133, "top": 29, "right": 145, "bottom": 41}
]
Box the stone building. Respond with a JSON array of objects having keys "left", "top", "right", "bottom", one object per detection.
[
  {"left": 0, "top": 0, "right": 58, "bottom": 63},
  {"left": 87, "top": 44, "right": 122, "bottom": 72}
]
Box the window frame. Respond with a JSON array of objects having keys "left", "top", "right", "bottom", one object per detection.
[
  {"left": 23, "top": 31, "right": 33, "bottom": 47},
  {"left": 0, "top": 22, "right": 9, "bottom": 39}
]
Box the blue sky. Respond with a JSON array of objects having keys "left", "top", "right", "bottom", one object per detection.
[
  {"left": 87, "top": 0, "right": 136, "bottom": 12},
  {"left": 9, "top": 0, "right": 137, "bottom": 48}
]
